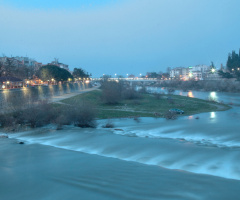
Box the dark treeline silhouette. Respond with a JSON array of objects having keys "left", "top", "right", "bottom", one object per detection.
[
  {"left": 37, "top": 65, "right": 73, "bottom": 82},
  {"left": 219, "top": 49, "right": 240, "bottom": 79},
  {"left": 0, "top": 57, "right": 35, "bottom": 79}
]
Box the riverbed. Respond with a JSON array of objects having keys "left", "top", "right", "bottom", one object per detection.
[{"left": 1, "top": 89, "right": 240, "bottom": 199}]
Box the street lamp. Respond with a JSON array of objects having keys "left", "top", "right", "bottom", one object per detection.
[{"left": 211, "top": 68, "right": 216, "bottom": 73}]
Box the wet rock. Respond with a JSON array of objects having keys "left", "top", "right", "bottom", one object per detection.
[
  {"left": 179, "top": 138, "right": 185, "bottom": 141},
  {"left": 18, "top": 141, "right": 24, "bottom": 144},
  {"left": 195, "top": 116, "right": 199, "bottom": 119},
  {"left": 114, "top": 129, "right": 124, "bottom": 131}
]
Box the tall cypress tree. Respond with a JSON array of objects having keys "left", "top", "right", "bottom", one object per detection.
[{"left": 226, "top": 50, "right": 240, "bottom": 79}]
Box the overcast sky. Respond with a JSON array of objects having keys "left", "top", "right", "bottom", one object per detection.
[{"left": 1, "top": 0, "right": 240, "bottom": 77}]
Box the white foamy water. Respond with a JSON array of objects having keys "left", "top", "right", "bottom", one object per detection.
[{"left": 7, "top": 112, "right": 240, "bottom": 181}]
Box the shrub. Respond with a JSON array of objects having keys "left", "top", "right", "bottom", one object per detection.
[
  {"left": 101, "top": 81, "right": 122, "bottom": 104},
  {"left": 21, "top": 100, "right": 54, "bottom": 128},
  {"left": 102, "top": 120, "right": 114, "bottom": 128},
  {"left": 164, "top": 111, "right": 177, "bottom": 120},
  {"left": 71, "top": 103, "right": 96, "bottom": 128},
  {"left": 122, "top": 88, "right": 141, "bottom": 100}
]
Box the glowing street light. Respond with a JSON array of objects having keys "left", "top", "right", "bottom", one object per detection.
[{"left": 211, "top": 68, "right": 216, "bottom": 73}]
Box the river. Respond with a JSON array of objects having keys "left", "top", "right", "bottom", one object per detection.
[{"left": 1, "top": 89, "right": 240, "bottom": 199}]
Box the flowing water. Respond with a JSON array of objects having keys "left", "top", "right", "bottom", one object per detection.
[{"left": 1, "top": 89, "right": 240, "bottom": 199}]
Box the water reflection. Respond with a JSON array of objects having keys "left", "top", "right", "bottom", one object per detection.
[
  {"left": 210, "top": 112, "right": 216, "bottom": 119},
  {"left": 188, "top": 115, "right": 194, "bottom": 119},
  {"left": 209, "top": 92, "right": 218, "bottom": 102},
  {"left": 187, "top": 91, "right": 194, "bottom": 98}
]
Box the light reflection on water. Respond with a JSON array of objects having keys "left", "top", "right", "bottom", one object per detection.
[
  {"left": 210, "top": 91, "right": 218, "bottom": 101},
  {"left": 187, "top": 91, "right": 194, "bottom": 98},
  {"left": 210, "top": 112, "right": 216, "bottom": 119},
  {"left": 188, "top": 115, "right": 194, "bottom": 119}
]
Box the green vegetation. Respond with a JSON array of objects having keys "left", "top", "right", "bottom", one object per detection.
[
  {"left": 72, "top": 68, "right": 90, "bottom": 79},
  {"left": 59, "top": 90, "right": 230, "bottom": 119},
  {"left": 219, "top": 49, "right": 240, "bottom": 79},
  {"left": 38, "top": 65, "right": 73, "bottom": 82},
  {"left": 0, "top": 57, "right": 35, "bottom": 79}
]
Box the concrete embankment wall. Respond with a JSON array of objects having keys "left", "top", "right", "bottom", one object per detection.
[{"left": 0, "top": 82, "right": 91, "bottom": 111}]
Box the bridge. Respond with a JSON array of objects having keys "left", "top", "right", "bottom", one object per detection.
[{"left": 91, "top": 78, "right": 159, "bottom": 82}]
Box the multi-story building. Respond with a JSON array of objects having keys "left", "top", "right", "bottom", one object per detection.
[
  {"left": 0, "top": 56, "right": 42, "bottom": 71},
  {"left": 170, "top": 67, "right": 189, "bottom": 80},
  {"left": 188, "top": 65, "right": 210, "bottom": 80},
  {"left": 170, "top": 65, "right": 217, "bottom": 80},
  {"left": 50, "top": 59, "right": 69, "bottom": 71}
]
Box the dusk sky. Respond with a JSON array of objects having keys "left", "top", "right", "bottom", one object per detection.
[{"left": 1, "top": 0, "right": 240, "bottom": 77}]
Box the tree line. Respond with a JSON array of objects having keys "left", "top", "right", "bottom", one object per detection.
[
  {"left": 219, "top": 50, "right": 240, "bottom": 79},
  {"left": 0, "top": 57, "right": 90, "bottom": 82},
  {"left": 0, "top": 57, "right": 35, "bottom": 79}
]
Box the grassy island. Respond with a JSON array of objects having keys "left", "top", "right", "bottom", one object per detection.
[
  {"left": 0, "top": 87, "right": 231, "bottom": 130},
  {"left": 57, "top": 89, "right": 231, "bottom": 119}
]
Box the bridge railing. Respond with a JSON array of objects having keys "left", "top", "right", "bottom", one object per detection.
[{"left": 91, "top": 78, "right": 158, "bottom": 81}]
